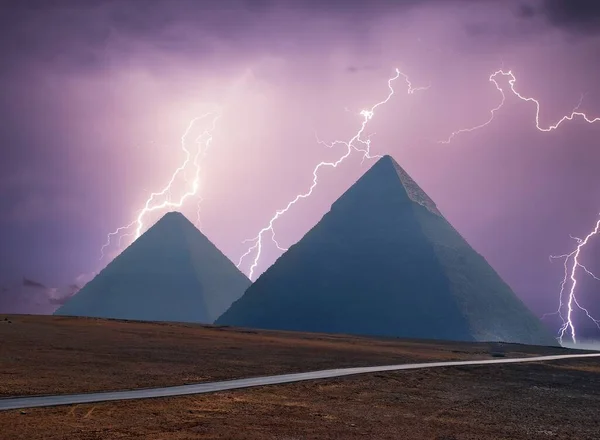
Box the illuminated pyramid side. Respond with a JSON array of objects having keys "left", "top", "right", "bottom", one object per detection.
[
  {"left": 217, "top": 155, "right": 557, "bottom": 346},
  {"left": 56, "top": 212, "right": 251, "bottom": 324}
]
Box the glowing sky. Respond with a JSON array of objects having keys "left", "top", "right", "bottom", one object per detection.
[{"left": 1, "top": 0, "right": 600, "bottom": 337}]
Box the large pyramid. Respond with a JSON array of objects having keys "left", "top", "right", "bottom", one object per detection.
[
  {"left": 217, "top": 156, "right": 557, "bottom": 346},
  {"left": 56, "top": 212, "right": 251, "bottom": 324}
]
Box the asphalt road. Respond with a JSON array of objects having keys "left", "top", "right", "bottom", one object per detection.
[{"left": 1, "top": 352, "right": 599, "bottom": 411}]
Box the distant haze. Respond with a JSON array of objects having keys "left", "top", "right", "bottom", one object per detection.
[{"left": 561, "top": 341, "right": 600, "bottom": 352}]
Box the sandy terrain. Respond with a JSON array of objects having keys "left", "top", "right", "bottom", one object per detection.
[
  {"left": 0, "top": 314, "right": 575, "bottom": 397},
  {"left": 2, "top": 358, "right": 600, "bottom": 439},
  {"left": 1, "top": 315, "right": 599, "bottom": 439}
]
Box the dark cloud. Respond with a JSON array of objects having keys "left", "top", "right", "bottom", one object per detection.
[
  {"left": 22, "top": 277, "right": 47, "bottom": 289},
  {"left": 458, "top": 2, "right": 547, "bottom": 42},
  {"left": 0, "top": 0, "right": 503, "bottom": 72},
  {"left": 0, "top": 277, "right": 81, "bottom": 313},
  {"left": 540, "top": 0, "right": 600, "bottom": 33},
  {"left": 517, "top": 3, "right": 536, "bottom": 19},
  {"left": 346, "top": 64, "right": 380, "bottom": 73}
]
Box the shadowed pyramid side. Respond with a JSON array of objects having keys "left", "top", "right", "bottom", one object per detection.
[
  {"left": 217, "top": 156, "right": 557, "bottom": 346},
  {"left": 56, "top": 212, "right": 250, "bottom": 324},
  {"left": 384, "top": 158, "right": 555, "bottom": 345}
]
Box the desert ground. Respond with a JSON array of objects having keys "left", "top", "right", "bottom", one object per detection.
[{"left": 1, "top": 315, "right": 599, "bottom": 439}]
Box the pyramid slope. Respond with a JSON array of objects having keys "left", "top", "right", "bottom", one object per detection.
[
  {"left": 217, "top": 156, "right": 557, "bottom": 346},
  {"left": 56, "top": 212, "right": 251, "bottom": 324}
]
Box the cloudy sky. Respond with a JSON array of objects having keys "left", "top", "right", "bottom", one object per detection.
[{"left": 1, "top": 0, "right": 600, "bottom": 339}]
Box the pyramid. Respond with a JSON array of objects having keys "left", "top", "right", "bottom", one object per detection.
[
  {"left": 216, "top": 156, "right": 557, "bottom": 346},
  {"left": 56, "top": 212, "right": 251, "bottom": 324}
]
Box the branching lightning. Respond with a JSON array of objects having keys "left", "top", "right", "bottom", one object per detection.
[
  {"left": 439, "top": 70, "right": 597, "bottom": 144},
  {"left": 492, "top": 70, "right": 600, "bottom": 344},
  {"left": 236, "top": 68, "right": 428, "bottom": 280},
  {"left": 548, "top": 219, "right": 600, "bottom": 344},
  {"left": 100, "top": 112, "right": 220, "bottom": 259},
  {"left": 438, "top": 71, "right": 507, "bottom": 144},
  {"left": 442, "top": 68, "right": 600, "bottom": 344}
]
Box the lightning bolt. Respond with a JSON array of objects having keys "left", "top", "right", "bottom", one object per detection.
[
  {"left": 548, "top": 219, "right": 600, "bottom": 344},
  {"left": 440, "top": 69, "right": 597, "bottom": 144},
  {"left": 442, "top": 67, "right": 600, "bottom": 344},
  {"left": 100, "top": 112, "right": 220, "bottom": 259},
  {"left": 438, "top": 71, "right": 507, "bottom": 144},
  {"left": 236, "top": 68, "right": 427, "bottom": 280},
  {"left": 497, "top": 71, "right": 598, "bottom": 131},
  {"left": 489, "top": 70, "right": 600, "bottom": 344}
]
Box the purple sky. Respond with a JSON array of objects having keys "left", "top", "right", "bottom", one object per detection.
[{"left": 2, "top": 0, "right": 600, "bottom": 338}]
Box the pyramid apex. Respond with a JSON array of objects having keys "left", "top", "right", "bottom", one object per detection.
[
  {"left": 159, "top": 211, "right": 187, "bottom": 220},
  {"left": 152, "top": 211, "right": 194, "bottom": 229},
  {"left": 375, "top": 154, "right": 403, "bottom": 171},
  {"left": 331, "top": 154, "right": 442, "bottom": 217}
]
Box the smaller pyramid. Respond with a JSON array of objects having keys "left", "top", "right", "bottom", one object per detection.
[{"left": 56, "top": 212, "right": 250, "bottom": 324}]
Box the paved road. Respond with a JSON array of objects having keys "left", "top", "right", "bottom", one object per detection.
[{"left": 1, "top": 352, "right": 599, "bottom": 411}]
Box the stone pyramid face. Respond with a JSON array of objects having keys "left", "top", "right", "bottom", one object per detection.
[
  {"left": 55, "top": 212, "right": 251, "bottom": 324},
  {"left": 216, "top": 156, "right": 557, "bottom": 346}
]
